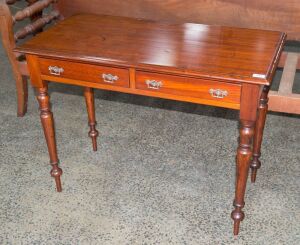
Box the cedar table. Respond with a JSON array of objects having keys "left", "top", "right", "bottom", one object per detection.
[{"left": 16, "top": 14, "right": 285, "bottom": 235}]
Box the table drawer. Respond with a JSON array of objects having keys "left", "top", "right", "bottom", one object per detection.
[
  {"left": 38, "top": 58, "right": 130, "bottom": 87},
  {"left": 135, "top": 71, "right": 241, "bottom": 105}
]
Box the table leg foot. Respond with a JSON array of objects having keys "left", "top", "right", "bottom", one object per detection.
[
  {"left": 231, "top": 202, "right": 244, "bottom": 235},
  {"left": 50, "top": 163, "right": 63, "bottom": 192},
  {"left": 250, "top": 158, "right": 260, "bottom": 183},
  {"left": 84, "top": 87, "right": 99, "bottom": 151},
  {"left": 231, "top": 120, "right": 254, "bottom": 235},
  {"left": 89, "top": 123, "right": 98, "bottom": 151},
  {"left": 37, "top": 84, "right": 63, "bottom": 192},
  {"left": 250, "top": 86, "right": 269, "bottom": 183}
]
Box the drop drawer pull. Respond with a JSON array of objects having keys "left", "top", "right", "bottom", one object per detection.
[
  {"left": 209, "top": 88, "right": 228, "bottom": 99},
  {"left": 102, "top": 73, "right": 119, "bottom": 83},
  {"left": 48, "top": 66, "right": 64, "bottom": 76},
  {"left": 145, "top": 79, "right": 163, "bottom": 90}
]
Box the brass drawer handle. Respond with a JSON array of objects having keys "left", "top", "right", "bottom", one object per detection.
[
  {"left": 102, "top": 73, "right": 119, "bottom": 83},
  {"left": 48, "top": 66, "right": 64, "bottom": 76},
  {"left": 209, "top": 88, "right": 228, "bottom": 99},
  {"left": 146, "top": 79, "right": 163, "bottom": 90}
]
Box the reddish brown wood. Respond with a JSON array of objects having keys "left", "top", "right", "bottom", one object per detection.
[
  {"left": 14, "top": 10, "right": 59, "bottom": 41},
  {"left": 6, "top": 0, "right": 19, "bottom": 4},
  {"left": 38, "top": 58, "right": 130, "bottom": 88},
  {"left": 17, "top": 14, "right": 285, "bottom": 235},
  {"left": 17, "top": 14, "right": 285, "bottom": 86},
  {"left": 27, "top": 54, "right": 63, "bottom": 191},
  {"left": 250, "top": 86, "right": 269, "bottom": 183},
  {"left": 56, "top": 0, "right": 300, "bottom": 41},
  {"left": 26, "top": 0, "right": 45, "bottom": 33},
  {"left": 19, "top": 76, "right": 28, "bottom": 115},
  {"left": 26, "top": 54, "right": 44, "bottom": 87},
  {"left": 135, "top": 71, "right": 241, "bottom": 108},
  {"left": 26, "top": 0, "right": 40, "bottom": 5},
  {"left": 232, "top": 121, "right": 254, "bottom": 235},
  {"left": 0, "top": 1, "right": 28, "bottom": 116},
  {"left": 1, "top": 0, "right": 298, "bottom": 117},
  {"left": 231, "top": 83, "right": 260, "bottom": 235},
  {"left": 26, "top": 0, "right": 41, "bottom": 4},
  {"left": 14, "top": 0, "right": 55, "bottom": 22},
  {"left": 37, "top": 83, "right": 62, "bottom": 192},
  {"left": 84, "top": 87, "right": 99, "bottom": 151},
  {"left": 0, "top": 0, "right": 58, "bottom": 116},
  {"left": 41, "top": 72, "right": 241, "bottom": 110}
]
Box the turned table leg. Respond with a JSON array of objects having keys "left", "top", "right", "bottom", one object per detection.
[
  {"left": 84, "top": 87, "right": 99, "bottom": 151},
  {"left": 231, "top": 84, "right": 260, "bottom": 235},
  {"left": 231, "top": 120, "right": 255, "bottom": 235},
  {"left": 37, "top": 85, "right": 62, "bottom": 192},
  {"left": 250, "top": 86, "right": 269, "bottom": 183}
]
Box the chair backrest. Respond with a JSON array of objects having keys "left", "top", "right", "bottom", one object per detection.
[
  {"left": 56, "top": 0, "right": 300, "bottom": 41},
  {"left": 0, "top": 0, "right": 18, "bottom": 68},
  {"left": 0, "top": 0, "right": 60, "bottom": 75}
]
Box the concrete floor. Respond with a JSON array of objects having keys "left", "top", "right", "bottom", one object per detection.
[{"left": 0, "top": 2, "right": 299, "bottom": 245}]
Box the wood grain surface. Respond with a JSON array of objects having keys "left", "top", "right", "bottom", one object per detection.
[
  {"left": 39, "top": 58, "right": 130, "bottom": 88},
  {"left": 56, "top": 0, "right": 300, "bottom": 40},
  {"left": 135, "top": 71, "right": 241, "bottom": 106},
  {"left": 16, "top": 14, "right": 285, "bottom": 85}
]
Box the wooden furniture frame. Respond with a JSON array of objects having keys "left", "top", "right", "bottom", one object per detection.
[
  {"left": 0, "top": 0, "right": 60, "bottom": 116},
  {"left": 0, "top": 0, "right": 299, "bottom": 116},
  {"left": 16, "top": 14, "right": 285, "bottom": 235}
]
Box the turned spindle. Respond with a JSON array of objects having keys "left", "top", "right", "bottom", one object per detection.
[
  {"left": 14, "top": 10, "right": 59, "bottom": 41},
  {"left": 84, "top": 87, "right": 99, "bottom": 151},
  {"left": 231, "top": 84, "right": 260, "bottom": 235},
  {"left": 13, "top": 0, "right": 55, "bottom": 23},
  {"left": 231, "top": 121, "right": 255, "bottom": 235},
  {"left": 250, "top": 86, "right": 269, "bottom": 183},
  {"left": 5, "top": 0, "right": 19, "bottom": 4},
  {"left": 37, "top": 85, "right": 62, "bottom": 192}
]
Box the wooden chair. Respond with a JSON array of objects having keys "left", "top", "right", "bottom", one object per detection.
[
  {"left": 1, "top": 0, "right": 300, "bottom": 115},
  {"left": 0, "top": 0, "right": 60, "bottom": 116}
]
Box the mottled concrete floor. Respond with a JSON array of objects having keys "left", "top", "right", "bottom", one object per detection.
[{"left": 0, "top": 3, "right": 300, "bottom": 245}]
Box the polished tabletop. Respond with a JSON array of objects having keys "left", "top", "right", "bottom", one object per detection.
[{"left": 17, "top": 14, "right": 285, "bottom": 85}]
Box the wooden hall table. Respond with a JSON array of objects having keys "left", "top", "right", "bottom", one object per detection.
[{"left": 16, "top": 14, "right": 285, "bottom": 235}]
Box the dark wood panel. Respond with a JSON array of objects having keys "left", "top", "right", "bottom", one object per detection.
[
  {"left": 16, "top": 14, "right": 285, "bottom": 86},
  {"left": 56, "top": 0, "right": 300, "bottom": 40}
]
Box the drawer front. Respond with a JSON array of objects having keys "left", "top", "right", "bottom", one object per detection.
[
  {"left": 135, "top": 71, "right": 241, "bottom": 105},
  {"left": 39, "top": 58, "right": 130, "bottom": 87}
]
